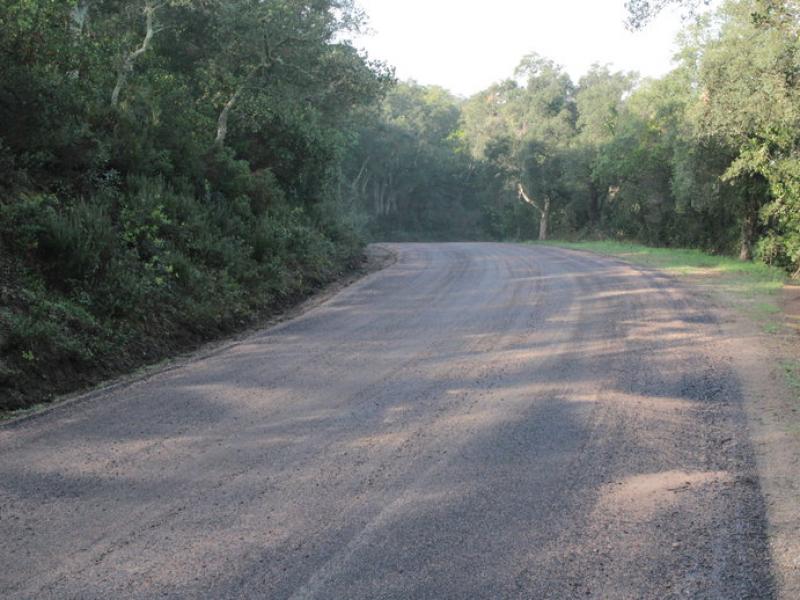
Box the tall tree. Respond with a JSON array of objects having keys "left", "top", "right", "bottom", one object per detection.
[
  {"left": 697, "top": 0, "right": 800, "bottom": 265},
  {"left": 465, "top": 55, "right": 577, "bottom": 240},
  {"left": 575, "top": 65, "right": 636, "bottom": 225}
]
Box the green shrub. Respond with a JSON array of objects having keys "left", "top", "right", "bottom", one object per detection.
[
  {"left": 4, "top": 292, "right": 105, "bottom": 366},
  {"left": 0, "top": 195, "right": 117, "bottom": 288},
  {"left": 40, "top": 201, "right": 117, "bottom": 286}
]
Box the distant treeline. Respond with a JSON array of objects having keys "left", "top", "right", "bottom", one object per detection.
[{"left": 349, "top": 0, "right": 800, "bottom": 275}]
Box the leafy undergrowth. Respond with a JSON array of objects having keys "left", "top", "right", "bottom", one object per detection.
[
  {"left": 0, "top": 175, "right": 365, "bottom": 416},
  {"left": 0, "top": 243, "right": 363, "bottom": 419}
]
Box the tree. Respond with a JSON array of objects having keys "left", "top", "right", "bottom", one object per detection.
[
  {"left": 111, "top": 0, "right": 159, "bottom": 107},
  {"left": 575, "top": 65, "right": 636, "bottom": 225},
  {"left": 625, "top": 0, "right": 711, "bottom": 28},
  {"left": 696, "top": 0, "right": 800, "bottom": 266},
  {"left": 199, "top": 0, "right": 373, "bottom": 149},
  {"left": 464, "top": 55, "right": 578, "bottom": 240}
]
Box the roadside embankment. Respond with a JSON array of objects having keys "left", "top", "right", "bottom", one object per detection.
[{"left": 0, "top": 243, "right": 395, "bottom": 421}]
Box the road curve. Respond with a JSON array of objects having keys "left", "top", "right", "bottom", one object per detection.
[{"left": 0, "top": 243, "right": 774, "bottom": 599}]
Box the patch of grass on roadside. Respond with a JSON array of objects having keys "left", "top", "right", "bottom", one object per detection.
[
  {"left": 779, "top": 361, "right": 800, "bottom": 427},
  {"left": 542, "top": 240, "right": 785, "bottom": 318},
  {"left": 780, "top": 360, "right": 800, "bottom": 393}
]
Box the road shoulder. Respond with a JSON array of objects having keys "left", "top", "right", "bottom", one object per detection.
[{"left": 720, "top": 307, "right": 800, "bottom": 598}]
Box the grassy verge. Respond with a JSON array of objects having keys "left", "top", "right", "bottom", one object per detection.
[{"left": 543, "top": 240, "right": 786, "bottom": 331}]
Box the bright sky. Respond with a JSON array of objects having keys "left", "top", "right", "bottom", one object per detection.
[{"left": 353, "top": 1, "right": 687, "bottom": 97}]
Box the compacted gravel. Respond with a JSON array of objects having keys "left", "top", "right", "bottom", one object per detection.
[{"left": 0, "top": 243, "right": 774, "bottom": 599}]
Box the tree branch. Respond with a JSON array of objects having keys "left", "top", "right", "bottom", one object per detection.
[
  {"left": 111, "top": 0, "right": 158, "bottom": 108},
  {"left": 70, "top": 0, "right": 91, "bottom": 37},
  {"left": 517, "top": 183, "right": 543, "bottom": 215},
  {"left": 214, "top": 63, "right": 265, "bottom": 148}
]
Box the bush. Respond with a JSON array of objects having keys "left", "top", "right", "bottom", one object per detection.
[
  {"left": 0, "top": 195, "right": 118, "bottom": 288},
  {"left": 3, "top": 291, "right": 107, "bottom": 367}
]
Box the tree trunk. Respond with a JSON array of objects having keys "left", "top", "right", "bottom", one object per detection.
[
  {"left": 111, "top": 1, "right": 157, "bottom": 108},
  {"left": 538, "top": 197, "right": 551, "bottom": 241},
  {"left": 739, "top": 184, "right": 761, "bottom": 261},
  {"left": 739, "top": 215, "right": 756, "bottom": 260},
  {"left": 70, "top": 1, "right": 90, "bottom": 36},
  {"left": 588, "top": 182, "right": 599, "bottom": 226},
  {"left": 374, "top": 180, "right": 387, "bottom": 215},
  {"left": 68, "top": 1, "right": 91, "bottom": 79},
  {"left": 358, "top": 172, "right": 370, "bottom": 198},
  {"left": 351, "top": 157, "right": 369, "bottom": 197},
  {"left": 214, "top": 86, "right": 244, "bottom": 148},
  {"left": 214, "top": 65, "right": 264, "bottom": 148}
]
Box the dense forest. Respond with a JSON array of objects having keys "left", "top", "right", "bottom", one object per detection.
[{"left": 1, "top": 0, "right": 799, "bottom": 409}]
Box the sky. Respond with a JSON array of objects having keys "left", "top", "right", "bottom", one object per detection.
[{"left": 352, "top": 1, "right": 687, "bottom": 97}]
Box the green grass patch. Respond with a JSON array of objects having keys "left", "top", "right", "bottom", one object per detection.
[
  {"left": 542, "top": 240, "right": 785, "bottom": 312},
  {"left": 780, "top": 360, "right": 800, "bottom": 393},
  {"left": 779, "top": 361, "right": 800, "bottom": 420}
]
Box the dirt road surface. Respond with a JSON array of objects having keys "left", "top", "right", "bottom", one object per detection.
[{"left": 0, "top": 243, "right": 776, "bottom": 598}]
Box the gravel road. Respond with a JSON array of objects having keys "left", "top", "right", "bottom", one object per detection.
[{"left": 0, "top": 243, "right": 775, "bottom": 599}]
